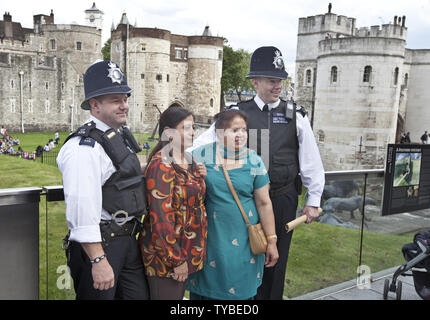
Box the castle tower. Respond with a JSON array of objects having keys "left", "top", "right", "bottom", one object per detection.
[
  {"left": 0, "top": 7, "right": 102, "bottom": 132},
  {"left": 111, "top": 14, "right": 171, "bottom": 132},
  {"left": 85, "top": 2, "right": 104, "bottom": 30},
  {"left": 297, "top": 8, "right": 408, "bottom": 171},
  {"left": 295, "top": 7, "right": 356, "bottom": 122},
  {"left": 111, "top": 17, "right": 223, "bottom": 133},
  {"left": 186, "top": 32, "right": 223, "bottom": 118}
]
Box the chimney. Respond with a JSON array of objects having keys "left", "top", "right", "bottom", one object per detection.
[
  {"left": 394, "top": 16, "right": 397, "bottom": 25},
  {"left": 3, "top": 12, "right": 12, "bottom": 22},
  {"left": 3, "top": 12, "right": 13, "bottom": 38},
  {"left": 402, "top": 16, "right": 406, "bottom": 27},
  {"left": 47, "top": 10, "right": 54, "bottom": 24}
]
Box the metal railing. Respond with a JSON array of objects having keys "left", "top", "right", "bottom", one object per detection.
[{"left": 36, "top": 150, "right": 59, "bottom": 167}]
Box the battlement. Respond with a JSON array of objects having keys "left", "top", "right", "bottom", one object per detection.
[
  {"left": 41, "top": 23, "right": 100, "bottom": 35},
  {"left": 111, "top": 26, "right": 171, "bottom": 41},
  {"left": 318, "top": 36, "right": 406, "bottom": 58},
  {"left": 298, "top": 13, "right": 355, "bottom": 36},
  {"left": 355, "top": 24, "right": 407, "bottom": 40}
]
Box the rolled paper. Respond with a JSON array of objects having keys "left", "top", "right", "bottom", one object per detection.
[
  {"left": 285, "top": 208, "right": 322, "bottom": 232},
  {"left": 285, "top": 215, "right": 307, "bottom": 232}
]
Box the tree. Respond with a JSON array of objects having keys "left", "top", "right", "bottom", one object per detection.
[
  {"left": 102, "top": 38, "right": 111, "bottom": 61},
  {"left": 220, "top": 44, "right": 254, "bottom": 109}
]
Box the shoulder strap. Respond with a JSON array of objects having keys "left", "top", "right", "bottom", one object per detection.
[
  {"left": 64, "top": 121, "right": 102, "bottom": 145},
  {"left": 220, "top": 164, "right": 251, "bottom": 226}
]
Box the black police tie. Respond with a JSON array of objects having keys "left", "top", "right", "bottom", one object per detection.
[{"left": 262, "top": 104, "right": 269, "bottom": 112}]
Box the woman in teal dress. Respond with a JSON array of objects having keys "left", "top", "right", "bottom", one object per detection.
[{"left": 188, "top": 110, "right": 278, "bottom": 300}]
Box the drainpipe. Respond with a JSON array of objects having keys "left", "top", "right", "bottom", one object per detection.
[
  {"left": 70, "top": 87, "right": 75, "bottom": 132},
  {"left": 19, "top": 70, "right": 25, "bottom": 133}
]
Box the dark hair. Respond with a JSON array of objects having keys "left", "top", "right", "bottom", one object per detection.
[
  {"left": 147, "top": 104, "right": 196, "bottom": 176},
  {"left": 214, "top": 109, "right": 248, "bottom": 130}
]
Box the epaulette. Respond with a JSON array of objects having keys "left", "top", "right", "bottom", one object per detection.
[
  {"left": 296, "top": 105, "right": 308, "bottom": 118},
  {"left": 79, "top": 136, "right": 96, "bottom": 148},
  {"left": 76, "top": 121, "right": 96, "bottom": 137},
  {"left": 64, "top": 121, "right": 98, "bottom": 146},
  {"left": 228, "top": 97, "right": 254, "bottom": 110},
  {"left": 238, "top": 97, "right": 254, "bottom": 104}
]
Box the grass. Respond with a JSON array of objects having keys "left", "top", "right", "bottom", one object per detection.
[
  {"left": 285, "top": 223, "right": 413, "bottom": 298},
  {"left": 9, "top": 131, "right": 158, "bottom": 156},
  {"left": 1, "top": 132, "right": 417, "bottom": 300}
]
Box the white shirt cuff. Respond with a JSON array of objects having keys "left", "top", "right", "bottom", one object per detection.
[
  {"left": 69, "top": 225, "right": 102, "bottom": 243},
  {"left": 306, "top": 194, "right": 322, "bottom": 208}
]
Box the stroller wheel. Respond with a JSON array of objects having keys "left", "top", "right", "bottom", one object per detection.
[
  {"left": 383, "top": 279, "right": 390, "bottom": 300},
  {"left": 396, "top": 280, "right": 402, "bottom": 300}
]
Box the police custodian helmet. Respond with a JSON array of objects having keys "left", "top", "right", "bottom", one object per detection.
[
  {"left": 81, "top": 60, "right": 132, "bottom": 110},
  {"left": 246, "top": 46, "right": 289, "bottom": 80}
]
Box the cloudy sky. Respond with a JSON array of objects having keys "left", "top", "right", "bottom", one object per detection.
[{"left": 3, "top": 0, "right": 430, "bottom": 78}]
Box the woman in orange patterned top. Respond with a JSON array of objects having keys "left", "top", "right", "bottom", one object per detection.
[{"left": 138, "top": 104, "right": 207, "bottom": 300}]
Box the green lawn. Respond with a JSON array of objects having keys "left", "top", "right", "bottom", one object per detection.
[
  {"left": 9, "top": 131, "right": 158, "bottom": 156},
  {"left": 1, "top": 132, "right": 415, "bottom": 300}
]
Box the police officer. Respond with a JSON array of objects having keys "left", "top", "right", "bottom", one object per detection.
[
  {"left": 192, "top": 46, "right": 325, "bottom": 300},
  {"left": 57, "top": 60, "right": 149, "bottom": 300}
]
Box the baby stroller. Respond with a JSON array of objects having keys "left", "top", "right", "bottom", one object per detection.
[{"left": 383, "top": 230, "right": 430, "bottom": 300}]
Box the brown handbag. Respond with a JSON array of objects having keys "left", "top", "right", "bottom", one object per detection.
[{"left": 220, "top": 164, "right": 267, "bottom": 255}]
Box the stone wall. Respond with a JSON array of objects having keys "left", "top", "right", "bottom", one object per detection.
[
  {"left": 404, "top": 49, "right": 430, "bottom": 143},
  {"left": 0, "top": 18, "right": 101, "bottom": 133},
  {"left": 111, "top": 26, "right": 223, "bottom": 133},
  {"left": 295, "top": 10, "right": 422, "bottom": 172}
]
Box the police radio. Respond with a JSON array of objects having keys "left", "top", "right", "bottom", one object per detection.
[
  {"left": 285, "top": 100, "right": 295, "bottom": 121},
  {"left": 121, "top": 126, "right": 142, "bottom": 153}
]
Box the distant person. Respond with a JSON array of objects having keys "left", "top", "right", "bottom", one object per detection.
[
  {"left": 0, "top": 126, "right": 7, "bottom": 138},
  {"left": 43, "top": 144, "right": 50, "bottom": 152},
  {"left": 421, "top": 131, "right": 428, "bottom": 144},
  {"left": 404, "top": 132, "right": 411, "bottom": 144},
  {"left": 54, "top": 132, "right": 60, "bottom": 145},
  {"left": 400, "top": 132, "right": 411, "bottom": 144},
  {"left": 7, "top": 144, "right": 15, "bottom": 154},
  {"left": 35, "top": 145, "right": 43, "bottom": 157},
  {"left": 143, "top": 142, "right": 150, "bottom": 155}
]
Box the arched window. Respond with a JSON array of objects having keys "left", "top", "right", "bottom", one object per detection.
[
  {"left": 331, "top": 66, "right": 338, "bottom": 83},
  {"left": 394, "top": 67, "right": 399, "bottom": 85},
  {"left": 306, "top": 69, "right": 312, "bottom": 85},
  {"left": 404, "top": 73, "right": 408, "bottom": 87},
  {"left": 363, "top": 66, "right": 372, "bottom": 83}
]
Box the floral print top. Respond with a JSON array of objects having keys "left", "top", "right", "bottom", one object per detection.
[{"left": 138, "top": 151, "right": 207, "bottom": 278}]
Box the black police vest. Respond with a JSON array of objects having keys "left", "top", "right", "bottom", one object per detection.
[
  {"left": 237, "top": 99, "right": 300, "bottom": 190},
  {"left": 65, "top": 121, "right": 147, "bottom": 217}
]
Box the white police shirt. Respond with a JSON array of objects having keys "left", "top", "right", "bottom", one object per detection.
[
  {"left": 190, "top": 95, "right": 325, "bottom": 208},
  {"left": 57, "top": 115, "right": 116, "bottom": 243}
]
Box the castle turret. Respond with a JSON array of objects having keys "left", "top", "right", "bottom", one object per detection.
[
  {"left": 295, "top": 11, "right": 356, "bottom": 123},
  {"left": 110, "top": 18, "right": 223, "bottom": 132},
  {"left": 296, "top": 10, "right": 408, "bottom": 170},
  {"left": 186, "top": 34, "right": 223, "bottom": 118}
]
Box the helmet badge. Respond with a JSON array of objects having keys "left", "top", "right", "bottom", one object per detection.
[
  {"left": 272, "top": 50, "right": 285, "bottom": 70},
  {"left": 107, "top": 62, "right": 124, "bottom": 84}
]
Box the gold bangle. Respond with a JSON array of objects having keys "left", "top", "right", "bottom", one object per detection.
[{"left": 266, "top": 234, "right": 277, "bottom": 241}]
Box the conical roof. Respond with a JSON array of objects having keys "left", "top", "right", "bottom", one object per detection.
[
  {"left": 118, "top": 12, "right": 129, "bottom": 25},
  {"left": 85, "top": 2, "right": 103, "bottom": 14}
]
